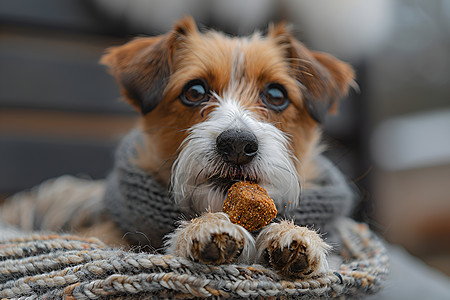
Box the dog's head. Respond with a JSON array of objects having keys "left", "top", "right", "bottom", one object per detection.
[{"left": 102, "top": 16, "right": 355, "bottom": 213}]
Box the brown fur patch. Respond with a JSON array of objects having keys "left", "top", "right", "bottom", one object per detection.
[{"left": 101, "top": 16, "right": 355, "bottom": 185}]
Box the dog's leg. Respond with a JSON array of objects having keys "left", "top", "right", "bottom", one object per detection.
[
  {"left": 165, "top": 212, "right": 254, "bottom": 265},
  {"left": 256, "top": 220, "right": 331, "bottom": 278}
]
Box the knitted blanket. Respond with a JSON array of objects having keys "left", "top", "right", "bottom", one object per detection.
[
  {"left": 0, "top": 218, "right": 388, "bottom": 299},
  {"left": 0, "top": 130, "right": 389, "bottom": 298}
]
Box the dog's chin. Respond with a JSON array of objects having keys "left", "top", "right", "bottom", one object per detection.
[
  {"left": 207, "top": 177, "right": 237, "bottom": 193},
  {"left": 207, "top": 172, "right": 258, "bottom": 191},
  {"left": 183, "top": 173, "right": 258, "bottom": 213}
]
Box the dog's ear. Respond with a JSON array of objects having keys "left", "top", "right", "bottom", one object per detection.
[
  {"left": 268, "top": 23, "right": 356, "bottom": 123},
  {"left": 101, "top": 16, "right": 198, "bottom": 114}
]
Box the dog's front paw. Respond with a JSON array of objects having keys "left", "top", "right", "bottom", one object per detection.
[
  {"left": 165, "top": 212, "right": 254, "bottom": 264},
  {"left": 256, "top": 220, "right": 331, "bottom": 278}
]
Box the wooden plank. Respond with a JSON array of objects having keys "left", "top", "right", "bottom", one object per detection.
[{"left": 0, "top": 109, "right": 137, "bottom": 140}]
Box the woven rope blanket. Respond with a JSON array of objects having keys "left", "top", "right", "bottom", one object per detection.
[
  {"left": 0, "top": 218, "right": 388, "bottom": 299},
  {"left": 0, "top": 130, "right": 389, "bottom": 298}
]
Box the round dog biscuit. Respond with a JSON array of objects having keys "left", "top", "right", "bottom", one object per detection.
[{"left": 223, "top": 181, "right": 277, "bottom": 232}]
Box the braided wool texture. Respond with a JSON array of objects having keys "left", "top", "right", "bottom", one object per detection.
[
  {"left": 0, "top": 130, "right": 389, "bottom": 298},
  {"left": 0, "top": 218, "right": 388, "bottom": 299}
]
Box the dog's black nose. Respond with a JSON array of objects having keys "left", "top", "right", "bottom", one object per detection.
[{"left": 216, "top": 129, "right": 258, "bottom": 165}]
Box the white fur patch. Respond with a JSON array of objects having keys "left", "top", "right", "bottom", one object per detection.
[{"left": 171, "top": 95, "right": 301, "bottom": 213}]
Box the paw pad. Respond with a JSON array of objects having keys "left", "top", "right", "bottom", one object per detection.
[
  {"left": 193, "top": 233, "right": 243, "bottom": 265},
  {"left": 265, "top": 240, "right": 312, "bottom": 277}
]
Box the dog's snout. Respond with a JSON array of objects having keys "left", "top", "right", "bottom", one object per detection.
[{"left": 216, "top": 129, "right": 258, "bottom": 165}]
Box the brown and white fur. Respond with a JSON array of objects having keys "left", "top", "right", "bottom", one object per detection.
[{"left": 101, "top": 16, "right": 354, "bottom": 278}]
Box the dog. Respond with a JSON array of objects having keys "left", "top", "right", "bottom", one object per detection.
[{"left": 101, "top": 16, "right": 355, "bottom": 278}]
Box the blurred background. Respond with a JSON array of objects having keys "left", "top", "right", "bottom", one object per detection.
[{"left": 1, "top": 0, "right": 449, "bottom": 291}]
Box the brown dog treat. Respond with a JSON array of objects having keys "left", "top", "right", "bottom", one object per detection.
[{"left": 223, "top": 181, "right": 277, "bottom": 232}]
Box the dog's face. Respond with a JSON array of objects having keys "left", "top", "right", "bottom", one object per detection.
[{"left": 102, "top": 17, "right": 354, "bottom": 213}]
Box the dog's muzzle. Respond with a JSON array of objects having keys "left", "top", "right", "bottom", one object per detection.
[{"left": 216, "top": 129, "right": 258, "bottom": 165}]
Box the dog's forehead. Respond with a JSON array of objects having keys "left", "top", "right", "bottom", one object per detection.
[
  {"left": 169, "top": 31, "right": 296, "bottom": 100},
  {"left": 177, "top": 31, "right": 290, "bottom": 79}
]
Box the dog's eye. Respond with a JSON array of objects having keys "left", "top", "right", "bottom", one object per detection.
[
  {"left": 261, "top": 83, "right": 290, "bottom": 112},
  {"left": 180, "top": 79, "right": 210, "bottom": 106}
]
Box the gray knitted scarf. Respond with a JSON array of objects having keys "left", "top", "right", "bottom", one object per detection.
[{"left": 104, "top": 130, "right": 355, "bottom": 247}]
